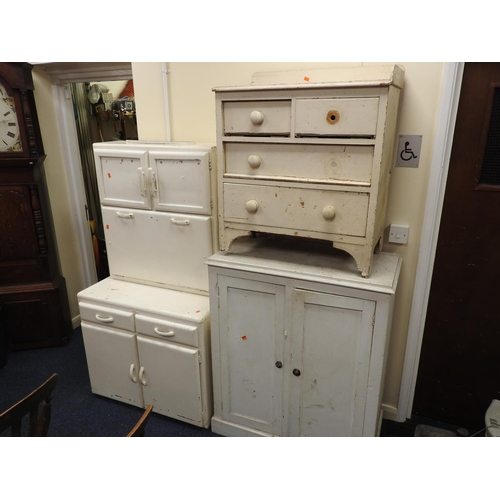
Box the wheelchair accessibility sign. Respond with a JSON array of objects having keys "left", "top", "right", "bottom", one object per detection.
[{"left": 396, "top": 135, "right": 422, "bottom": 168}]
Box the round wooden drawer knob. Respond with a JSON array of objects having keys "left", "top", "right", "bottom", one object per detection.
[
  {"left": 250, "top": 110, "right": 265, "bottom": 125},
  {"left": 247, "top": 154, "right": 262, "bottom": 169},
  {"left": 245, "top": 199, "right": 259, "bottom": 213},
  {"left": 322, "top": 205, "right": 336, "bottom": 220}
]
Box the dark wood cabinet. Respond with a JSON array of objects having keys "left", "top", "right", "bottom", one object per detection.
[{"left": 0, "top": 62, "right": 72, "bottom": 350}]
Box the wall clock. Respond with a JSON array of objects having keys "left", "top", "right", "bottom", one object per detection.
[{"left": 0, "top": 81, "right": 22, "bottom": 152}]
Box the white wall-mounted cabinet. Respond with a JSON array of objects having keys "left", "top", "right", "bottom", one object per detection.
[
  {"left": 213, "top": 65, "right": 404, "bottom": 277},
  {"left": 207, "top": 236, "right": 401, "bottom": 436},
  {"left": 78, "top": 277, "right": 213, "bottom": 427}
]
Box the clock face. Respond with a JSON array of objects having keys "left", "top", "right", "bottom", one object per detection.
[{"left": 0, "top": 81, "right": 22, "bottom": 152}]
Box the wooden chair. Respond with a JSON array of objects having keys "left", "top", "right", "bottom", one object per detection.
[
  {"left": 127, "top": 404, "right": 154, "bottom": 437},
  {"left": 0, "top": 373, "right": 58, "bottom": 436}
]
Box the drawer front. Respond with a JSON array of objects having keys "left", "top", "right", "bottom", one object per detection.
[
  {"left": 79, "top": 302, "right": 135, "bottom": 331},
  {"left": 225, "top": 142, "right": 374, "bottom": 184},
  {"left": 295, "top": 98, "right": 379, "bottom": 137},
  {"left": 223, "top": 183, "right": 369, "bottom": 237},
  {"left": 223, "top": 100, "right": 291, "bottom": 135},
  {"left": 135, "top": 314, "right": 199, "bottom": 347}
]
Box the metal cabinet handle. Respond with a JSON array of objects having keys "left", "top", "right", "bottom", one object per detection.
[
  {"left": 154, "top": 327, "right": 175, "bottom": 337},
  {"left": 149, "top": 167, "right": 157, "bottom": 197},
  {"left": 250, "top": 110, "right": 264, "bottom": 125},
  {"left": 95, "top": 314, "right": 113, "bottom": 323},
  {"left": 293, "top": 368, "right": 301, "bottom": 377},
  {"left": 116, "top": 211, "right": 134, "bottom": 219},
  {"left": 275, "top": 361, "right": 283, "bottom": 369},
  {"left": 171, "top": 219, "right": 191, "bottom": 226},
  {"left": 139, "top": 167, "right": 147, "bottom": 197},
  {"left": 129, "top": 364, "right": 138, "bottom": 383},
  {"left": 139, "top": 367, "right": 147, "bottom": 386}
]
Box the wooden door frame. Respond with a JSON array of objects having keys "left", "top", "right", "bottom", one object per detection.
[
  {"left": 397, "top": 62, "right": 465, "bottom": 421},
  {"left": 37, "top": 63, "right": 134, "bottom": 292}
]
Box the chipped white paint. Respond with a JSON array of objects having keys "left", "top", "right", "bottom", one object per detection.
[
  {"left": 207, "top": 236, "right": 401, "bottom": 437},
  {"left": 214, "top": 65, "right": 404, "bottom": 277},
  {"left": 78, "top": 277, "right": 213, "bottom": 427}
]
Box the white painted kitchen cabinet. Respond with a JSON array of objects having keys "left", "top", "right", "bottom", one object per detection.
[
  {"left": 207, "top": 236, "right": 401, "bottom": 436},
  {"left": 78, "top": 277, "right": 213, "bottom": 428},
  {"left": 213, "top": 65, "right": 404, "bottom": 277}
]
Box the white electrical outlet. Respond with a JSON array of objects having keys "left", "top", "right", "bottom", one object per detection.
[{"left": 388, "top": 224, "right": 409, "bottom": 244}]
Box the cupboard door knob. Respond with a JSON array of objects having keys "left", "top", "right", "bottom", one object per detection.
[
  {"left": 322, "top": 205, "right": 336, "bottom": 221},
  {"left": 250, "top": 110, "right": 264, "bottom": 125},
  {"left": 275, "top": 361, "right": 283, "bottom": 369},
  {"left": 139, "top": 367, "right": 147, "bottom": 386},
  {"left": 293, "top": 368, "right": 301, "bottom": 377},
  {"left": 247, "top": 154, "right": 262, "bottom": 169},
  {"left": 245, "top": 199, "right": 259, "bottom": 213}
]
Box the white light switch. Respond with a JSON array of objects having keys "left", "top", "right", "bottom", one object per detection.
[{"left": 388, "top": 224, "right": 409, "bottom": 244}]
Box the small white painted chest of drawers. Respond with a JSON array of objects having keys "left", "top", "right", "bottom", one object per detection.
[{"left": 214, "top": 65, "right": 404, "bottom": 277}]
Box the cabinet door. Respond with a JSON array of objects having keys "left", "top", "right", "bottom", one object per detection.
[
  {"left": 94, "top": 148, "right": 151, "bottom": 209},
  {"left": 289, "top": 289, "right": 375, "bottom": 436},
  {"left": 81, "top": 322, "right": 144, "bottom": 408},
  {"left": 149, "top": 150, "right": 212, "bottom": 215},
  {"left": 102, "top": 207, "right": 213, "bottom": 292},
  {"left": 217, "top": 276, "right": 286, "bottom": 435},
  {"left": 136, "top": 336, "right": 204, "bottom": 426}
]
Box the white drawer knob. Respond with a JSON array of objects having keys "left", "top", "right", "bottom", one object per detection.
[
  {"left": 322, "top": 205, "right": 336, "bottom": 221},
  {"left": 247, "top": 154, "right": 262, "bottom": 169},
  {"left": 250, "top": 110, "right": 264, "bottom": 125},
  {"left": 245, "top": 199, "right": 259, "bottom": 213}
]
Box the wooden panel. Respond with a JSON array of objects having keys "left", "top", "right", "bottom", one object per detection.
[
  {"left": 218, "top": 276, "right": 285, "bottom": 435},
  {"left": 223, "top": 100, "right": 291, "bottom": 135},
  {"left": 223, "top": 182, "right": 369, "bottom": 237},
  {"left": 224, "top": 142, "right": 374, "bottom": 185},
  {"left": 0, "top": 185, "right": 38, "bottom": 260},
  {"left": 295, "top": 98, "right": 379, "bottom": 137}
]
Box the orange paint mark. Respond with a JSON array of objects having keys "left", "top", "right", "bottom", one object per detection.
[
  {"left": 303, "top": 76, "right": 310, "bottom": 82},
  {"left": 107, "top": 173, "right": 112, "bottom": 178},
  {"left": 106, "top": 224, "right": 109, "bottom": 229},
  {"left": 241, "top": 335, "right": 247, "bottom": 340},
  {"left": 195, "top": 310, "right": 200, "bottom": 313}
]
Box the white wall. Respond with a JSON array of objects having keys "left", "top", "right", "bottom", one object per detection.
[{"left": 34, "top": 61, "right": 446, "bottom": 417}]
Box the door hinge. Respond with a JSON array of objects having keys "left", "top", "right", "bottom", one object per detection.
[
  {"left": 198, "top": 352, "right": 202, "bottom": 364},
  {"left": 372, "top": 313, "right": 376, "bottom": 327},
  {"left": 208, "top": 158, "right": 212, "bottom": 170},
  {"left": 210, "top": 199, "right": 214, "bottom": 209}
]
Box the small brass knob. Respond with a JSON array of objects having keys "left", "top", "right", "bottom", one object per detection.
[
  {"left": 275, "top": 361, "right": 283, "bottom": 369},
  {"left": 293, "top": 368, "right": 301, "bottom": 377}
]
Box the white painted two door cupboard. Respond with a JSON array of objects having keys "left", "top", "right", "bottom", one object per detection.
[
  {"left": 207, "top": 236, "right": 401, "bottom": 436},
  {"left": 78, "top": 278, "right": 213, "bottom": 427}
]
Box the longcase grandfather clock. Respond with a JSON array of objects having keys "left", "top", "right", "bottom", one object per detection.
[{"left": 0, "top": 62, "right": 72, "bottom": 350}]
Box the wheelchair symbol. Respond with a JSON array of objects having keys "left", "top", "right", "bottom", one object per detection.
[{"left": 400, "top": 141, "right": 418, "bottom": 161}]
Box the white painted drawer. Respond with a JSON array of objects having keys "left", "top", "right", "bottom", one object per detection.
[
  {"left": 223, "top": 100, "right": 291, "bottom": 135},
  {"left": 295, "top": 98, "right": 379, "bottom": 137},
  {"left": 225, "top": 143, "right": 374, "bottom": 185},
  {"left": 135, "top": 314, "right": 199, "bottom": 347},
  {"left": 223, "top": 183, "right": 369, "bottom": 237},
  {"left": 79, "top": 302, "right": 135, "bottom": 331}
]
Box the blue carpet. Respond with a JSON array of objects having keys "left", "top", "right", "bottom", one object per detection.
[{"left": 0, "top": 327, "right": 218, "bottom": 437}]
